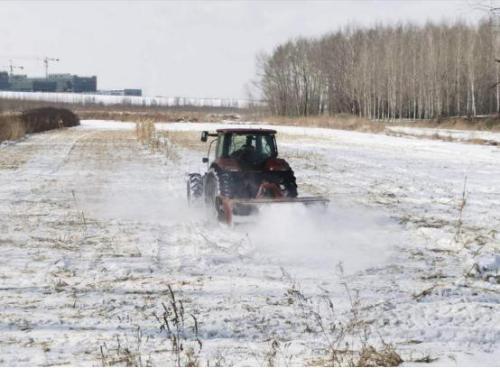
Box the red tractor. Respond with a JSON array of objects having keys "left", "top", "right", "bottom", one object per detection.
[{"left": 187, "top": 128, "right": 327, "bottom": 224}]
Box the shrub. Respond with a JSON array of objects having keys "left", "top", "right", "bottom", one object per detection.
[{"left": 21, "top": 107, "right": 79, "bottom": 133}]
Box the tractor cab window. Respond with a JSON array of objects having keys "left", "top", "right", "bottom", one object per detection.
[{"left": 223, "top": 133, "right": 277, "bottom": 163}]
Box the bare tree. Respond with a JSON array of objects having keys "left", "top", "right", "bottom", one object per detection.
[{"left": 257, "top": 18, "right": 498, "bottom": 119}]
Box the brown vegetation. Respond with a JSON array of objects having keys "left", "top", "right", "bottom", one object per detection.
[
  {"left": 0, "top": 114, "right": 26, "bottom": 142},
  {"left": 1, "top": 97, "right": 247, "bottom": 125},
  {"left": 0, "top": 97, "right": 247, "bottom": 116},
  {"left": 356, "top": 344, "right": 403, "bottom": 367},
  {"left": 21, "top": 107, "right": 79, "bottom": 133},
  {"left": 264, "top": 114, "right": 500, "bottom": 137},
  {"left": 0, "top": 107, "right": 79, "bottom": 143},
  {"left": 262, "top": 113, "right": 386, "bottom": 133},
  {"left": 403, "top": 115, "right": 500, "bottom": 132},
  {"left": 77, "top": 109, "right": 227, "bottom": 124},
  {"left": 135, "top": 120, "right": 179, "bottom": 160}
]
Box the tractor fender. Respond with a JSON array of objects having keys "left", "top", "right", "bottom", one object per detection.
[
  {"left": 264, "top": 158, "right": 290, "bottom": 172},
  {"left": 212, "top": 158, "right": 240, "bottom": 172}
]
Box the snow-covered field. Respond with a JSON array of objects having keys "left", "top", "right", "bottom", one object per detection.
[{"left": 0, "top": 120, "right": 498, "bottom": 365}]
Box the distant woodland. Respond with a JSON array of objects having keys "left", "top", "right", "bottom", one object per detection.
[{"left": 257, "top": 19, "right": 500, "bottom": 119}]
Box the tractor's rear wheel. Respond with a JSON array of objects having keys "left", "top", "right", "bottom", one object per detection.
[
  {"left": 205, "top": 169, "right": 233, "bottom": 224},
  {"left": 204, "top": 171, "right": 218, "bottom": 206},
  {"left": 215, "top": 196, "right": 232, "bottom": 224},
  {"left": 187, "top": 173, "right": 203, "bottom": 205}
]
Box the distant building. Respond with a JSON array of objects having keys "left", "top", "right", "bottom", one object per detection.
[
  {"left": 98, "top": 89, "right": 143, "bottom": 96},
  {"left": 33, "top": 80, "right": 57, "bottom": 92},
  {"left": 0, "top": 72, "right": 9, "bottom": 90},
  {"left": 0, "top": 72, "right": 97, "bottom": 93},
  {"left": 9, "top": 75, "right": 33, "bottom": 91},
  {"left": 72, "top": 75, "right": 97, "bottom": 92},
  {"left": 48, "top": 74, "right": 97, "bottom": 93},
  {"left": 123, "top": 89, "right": 142, "bottom": 96},
  {"left": 0, "top": 70, "right": 141, "bottom": 96},
  {"left": 47, "top": 74, "right": 73, "bottom": 92}
]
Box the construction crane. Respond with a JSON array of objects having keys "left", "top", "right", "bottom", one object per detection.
[
  {"left": 1, "top": 60, "right": 24, "bottom": 75},
  {"left": 43, "top": 56, "right": 60, "bottom": 78}
]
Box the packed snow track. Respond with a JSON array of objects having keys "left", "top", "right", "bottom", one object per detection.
[{"left": 0, "top": 120, "right": 498, "bottom": 365}]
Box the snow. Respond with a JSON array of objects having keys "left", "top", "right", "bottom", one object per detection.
[
  {"left": 80, "top": 119, "right": 136, "bottom": 131},
  {"left": 478, "top": 255, "right": 500, "bottom": 272},
  {"left": 468, "top": 254, "right": 500, "bottom": 283},
  {"left": 0, "top": 120, "right": 499, "bottom": 365}
]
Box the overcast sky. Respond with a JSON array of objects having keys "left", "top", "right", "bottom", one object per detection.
[{"left": 0, "top": 0, "right": 487, "bottom": 98}]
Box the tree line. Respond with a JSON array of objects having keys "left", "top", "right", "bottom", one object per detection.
[{"left": 257, "top": 19, "right": 499, "bottom": 119}]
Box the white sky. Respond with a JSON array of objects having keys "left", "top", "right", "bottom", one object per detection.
[{"left": 0, "top": 0, "right": 487, "bottom": 98}]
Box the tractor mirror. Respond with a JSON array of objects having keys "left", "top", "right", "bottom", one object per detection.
[
  {"left": 201, "top": 131, "right": 208, "bottom": 142},
  {"left": 202, "top": 157, "right": 209, "bottom": 163}
]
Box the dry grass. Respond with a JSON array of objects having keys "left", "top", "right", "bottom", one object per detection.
[
  {"left": 282, "top": 266, "right": 403, "bottom": 367},
  {"left": 260, "top": 114, "right": 500, "bottom": 134},
  {"left": 135, "top": 120, "right": 180, "bottom": 161},
  {"left": 136, "top": 119, "right": 156, "bottom": 146},
  {"left": 356, "top": 344, "right": 403, "bottom": 367},
  {"left": 261, "top": 114, "right": 386, "bottom": 133},
  {"left": 386, "top": 128, "right": 500, "bottom": 146},
  {"left": 466, "top": 138, "right": 499, "bottom": 146},
  {"left": 162, "top": 131, "right": 206, "bottom": 152},
  {"left": 99, "top": 286, "right": 201, "bottom": 367},
  {"left": 398, "top": 115, "right": 500, "bottom": 132},
  {"left": 76, "top": 110, "right": 241, "bottom": 124},
  {"left": 99, "top": 330, "right": 148, "bottom": 367},
  {"left": 1, "top": 107, "right": 80, "bottom": 143},
  {"left": 153, "top": 285, "right": 202, "bottom": 367},
  {"left": 4, "top": 96, "right": 500, "bottom": 132},
  {"left": 0, "top": 96, "right": 247, "bottom": 115},
  {"left": 0, "top": 114, "right": 26, "bottom": 142},
  {"left": 82, "top": 110, "right": 205, "bottom": 123}
]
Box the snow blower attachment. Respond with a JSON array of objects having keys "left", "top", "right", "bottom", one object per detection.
[{"left": 187, "top": 128, "right": 329, "bottom": 224}]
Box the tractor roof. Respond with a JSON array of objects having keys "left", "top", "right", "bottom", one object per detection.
[{"left": 216, "top": 128, "right": 277, "bottom": 134}]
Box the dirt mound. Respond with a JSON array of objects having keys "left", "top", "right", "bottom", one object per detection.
[{"left": 21, "top": 107, "right": 80, "bottom": 133}]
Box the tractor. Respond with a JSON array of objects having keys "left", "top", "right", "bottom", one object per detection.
[{"left": 187, "top": 128, "right": 327, "bottom": 224}]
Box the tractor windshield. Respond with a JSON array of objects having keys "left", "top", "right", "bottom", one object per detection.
[{"left": 222, "top": 133, "right": 277, "bottom": 163}]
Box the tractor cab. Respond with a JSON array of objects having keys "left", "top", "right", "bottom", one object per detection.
[
  {"left": 217, "top": 129, "right": 278, "bottom": 167},
  {"left": 202, "top": 129, "right": 278, "bottom": 168}
]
